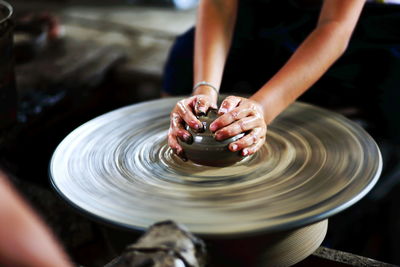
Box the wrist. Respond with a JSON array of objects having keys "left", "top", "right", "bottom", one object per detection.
[
  {"left": 250, "top": 89, "right": 284, "bottom": 125},
  {"left": 193, "top": 83, "right": 218, "bottom": 103}
]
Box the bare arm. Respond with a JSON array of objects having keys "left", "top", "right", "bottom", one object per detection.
[
  {"left": 168, "top": 0, "right": 238, "bottom": 159},
  {"left": 208, "top": 0, "right": 366, "bottom": 156},
  {"left": 0, "top": 172, "right": 72, "bottom": 267},
  {"left": 193, "top": 0, "right": 238, "bottom": 101},
  {"left": 250, "top": 0, "right": 366, "bottom": 124},
  {"left": 170, "top": 0, "right": 366, "bottom": 157}
]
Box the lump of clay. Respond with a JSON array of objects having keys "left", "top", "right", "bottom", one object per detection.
[{"left": 179, "top": 110, "right": 244, "bottom": 167}]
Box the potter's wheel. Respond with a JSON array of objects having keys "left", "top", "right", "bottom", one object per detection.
[{"left": 49, "top": 97, "right": 382, "bottom": 236}]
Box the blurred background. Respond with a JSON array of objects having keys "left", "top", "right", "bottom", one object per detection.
[{"left": 0, "top": 0, "right": 399, "bottom": 266}]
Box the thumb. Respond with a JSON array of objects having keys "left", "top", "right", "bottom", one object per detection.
[
  {"left": 210, "top": 100, "right": 218, "bottom": 110},
  {"left": 194, "top": 96, "right": 211, "bottom": 116}
]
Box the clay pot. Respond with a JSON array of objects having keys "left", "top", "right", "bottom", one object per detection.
[{"left": 179, "top": 109, "right": 244, "bottom": 166}]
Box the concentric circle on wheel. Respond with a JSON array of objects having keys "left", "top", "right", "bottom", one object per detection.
[{"left": 49, "top": 97, "right": 382, "bottom": 236}]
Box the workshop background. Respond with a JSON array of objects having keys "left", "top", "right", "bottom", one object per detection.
[{"left": 0, "top": 0, "right": 399, "bottom": 266}]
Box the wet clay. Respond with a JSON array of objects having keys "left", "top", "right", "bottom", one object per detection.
[{"left": 179, "top": 109, "right": 245, "bottom": 166}]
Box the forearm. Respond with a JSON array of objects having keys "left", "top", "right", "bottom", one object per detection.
[
  {"left": 251, "top": 0, "right": 365, "bottom": 124},
  {"left": 250, "top": 23, "right": 349, "bottom": 123},
  {"left": 193, "top": 0, "right": 238, "bottom": 98}
]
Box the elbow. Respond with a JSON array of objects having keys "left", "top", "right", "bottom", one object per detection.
[
  {"left": 318, "top": 21, "right": 353, "bottom": 57},
  {"left": 332, "top": 22, "right": 352, "bottom": 56},
  {"left": 337, "top": 38, "right": 349, "bottom": 58},
  {"left": 337, "top": 29, "right": 350, "bottom": 56}
]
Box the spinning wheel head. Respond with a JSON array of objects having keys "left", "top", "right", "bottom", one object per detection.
[
  {"left": 179, "top": 109, "right": 245, "bottom": 166},
  {"left": 49, "top": 97, "right": 382, "bottom": 236}
]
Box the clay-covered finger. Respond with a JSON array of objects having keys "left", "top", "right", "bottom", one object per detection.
[
  {"left": 229, "top": 127, "right": 263, "bottom": 152},
  {"left": 209, "top": 101, "right": 218, "bottom": 110},
  {"left": 210, "top": 107, "right": 251, "bottom": 133},
  {"left": 170, "top": 113, "right": 192, "bottom": 143},
  {"left": 194, "top": 96, "right": 211, "bottom": 116},
  {"left": 176, "top": 100, "right": 202, "bottom": 131},
  {"left": 167, "top": 132, "right": 181, "bottom": 153},
  {"left": 215, "top": 116, "right": 262, "bottom": 140},
  {"left": 242, "top": 137, "right": 265, "bottom": 156},
  {"left": 176, "top": 129, "right": 192, "bottom": 143},
  {"left": 218, "top": 96, "right": 241, "bottom": 115},
  {"left": 167, "top": 134, "right": 187, "bottom": 161}
]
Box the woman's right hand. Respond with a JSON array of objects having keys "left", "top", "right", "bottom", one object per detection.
[{"left": 168, "top": 94, "right": 217, "bottom": 160}]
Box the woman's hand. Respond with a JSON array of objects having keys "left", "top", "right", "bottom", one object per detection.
[
  {"left": 209, "top": 96, "right": 267, "bottom": 156},
  {"left": 168, "top": 94, "right": 217, "bottom": 160}
]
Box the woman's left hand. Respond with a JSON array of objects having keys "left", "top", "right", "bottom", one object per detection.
[{"left": 209, "top": 96, "right": 267, "bottom": 156}]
